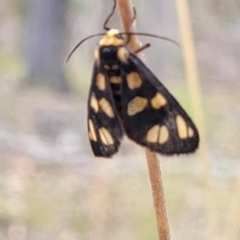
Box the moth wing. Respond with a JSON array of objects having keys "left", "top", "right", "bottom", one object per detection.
[
  {"left": 120, "top": 53, "right": 199, "bottom": 154},
  {"left": 87, "top": 63, "right": 123, "bottom": 157}
]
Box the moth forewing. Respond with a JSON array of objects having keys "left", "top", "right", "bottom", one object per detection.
[
  {"left": 87, "top": 63, "right": 123, "bottom": 157},
  {"left": 119, "top": 53, "right": 199, "bottom": 154}
]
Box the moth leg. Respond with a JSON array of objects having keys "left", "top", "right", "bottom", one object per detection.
[{"left": 134, "top": 43, "right": 151, "bottom": 54}]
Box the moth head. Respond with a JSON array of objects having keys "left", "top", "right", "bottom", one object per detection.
[{"left": 99, "top": 29, "right": 124, "bottom": 47}]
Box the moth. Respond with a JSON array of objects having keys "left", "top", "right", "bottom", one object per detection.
[{"left": 67, "top": 6, "right": 199, "bottom": 158}]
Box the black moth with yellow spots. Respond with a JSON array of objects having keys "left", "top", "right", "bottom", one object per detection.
[{"left": 88, "top": 29, "right": 199, "bottom": 157}]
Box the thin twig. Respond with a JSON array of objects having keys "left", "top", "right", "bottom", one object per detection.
[{"left": 117, "top": 1, "right": 171, "bottom": 239}]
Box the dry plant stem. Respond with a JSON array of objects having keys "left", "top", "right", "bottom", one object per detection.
[
  {"left": 175, "top": 0, "right": 218, "bottom": 239},
  {"left": 146, "top": 150, "right": 171, "bottom": 240},
  {"left": 116, "top": 0, "right": 138, "bottom": 50},
  {"left": 117, "top": 1, "right": 171, "bottom": 239}
]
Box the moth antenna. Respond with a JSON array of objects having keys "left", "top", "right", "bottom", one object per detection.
[
  {"left": 121, "top": 32, "right": 181, "bottom": 48},
  {"left": 65, "top": 33, "right": 105, "bottom": 62}
]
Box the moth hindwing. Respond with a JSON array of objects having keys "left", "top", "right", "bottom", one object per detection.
[{"left": 87, "top": 29, "right": 199, "bottom": 157}]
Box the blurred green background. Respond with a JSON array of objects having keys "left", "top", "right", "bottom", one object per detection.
[{"left": 0, "top": 0, "right": 240, "bottom": 239}]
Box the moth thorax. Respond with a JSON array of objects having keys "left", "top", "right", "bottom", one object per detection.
[{"left": 99, "top": 46, "right": 120, "bottom": 62}]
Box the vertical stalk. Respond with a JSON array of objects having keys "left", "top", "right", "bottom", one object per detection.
[
  {"left": 146, "top": 150, "right": 171, "bottom": 240},
  {"left": 117, "top": 1, "right": 171, "bottom": 239},
  {"left": 175, "top": 0, "right": 218, "bottom": 239}
]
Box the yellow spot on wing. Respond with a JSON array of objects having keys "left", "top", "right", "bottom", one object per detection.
[
  {"left": 127, "top": 96, "right": 148, "bottom": 116},
  {"left": 94, "top": 50, "right": 100, "bottom": 60},
  {"left": 99, "top": 98, "right": 114, "bottom": 117},
  {"left": 117, "top": 47, "right": 129, "bottom": 62},
  {"left": 88, "top": 120, "right": 97, "bottom": 142},
  {"left": 89, "top": 131, "right": 92, "bottom": 140},
  {"left": 146, "top": 125, "right": 169, "bottom": 144},
  {"left": 126, "top": 72, "right": 142, "bottom": 89},
  {"left": 188, "top": 127, "right": 194, "bottom": 137},
  {"left": 159, "top": 125, "right": 169, "bottom": 144},
  {"left": 110, "top": 76, "right": 121, "bottom": 84},
  {"left": 146, "top": 125, "right": 160, "bottom": 143},
  {"left": 176, "top": 115, "right": 188, "bottom": 139},
  {"left": 96, "top": 73, "right": 106, "bottom": 91},
  {"left": 151, "top": 93, "right": 167, "bottom": 109},
  {"left": 90, "top": 95, "right": 99, "bottom": 113},
  {"left": 99, "top": 128, "right": 114, "bottom": 145}
]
